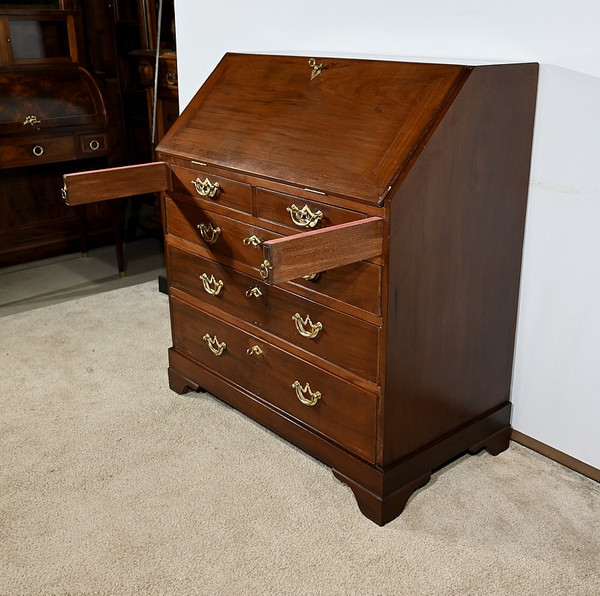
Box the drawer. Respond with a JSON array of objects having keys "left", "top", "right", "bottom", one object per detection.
[
  {"left": 166, "top": 196, "right": 382, "bottom": 315},
  {"left": 78, "top": 133, "right": 108, "bottom": 157},
  {"left": 257, "top": 187, "right": 367, "bottom": 231},
  {"left": 289, "top": 261, "right": 382, "bottom": 316},
  {"left": 171, "top": 165, "right": 252, "bottom": 213},
  {"left": 0, "top": 136, "right": 76, "bottom": 168},
  {"left": 165, "top": 196, "right": 279, "bottom": 271},
  {"left": 170, "top": 296, "right": 377, "bottom": 461},
  {"left": 168, "top": 245, "right": 380, "bottom": 381}
]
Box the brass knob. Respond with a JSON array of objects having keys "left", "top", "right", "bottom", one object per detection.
[
  {"left": 32, "top": 145, "right": 44, "bottom": 157},
  {"left": 89, "top": 139, "right": 100, "bottom": 151}
]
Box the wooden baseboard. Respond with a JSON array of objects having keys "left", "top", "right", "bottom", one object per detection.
[{"left": 511, "top": 430, "right": 600, "bottom": 483}]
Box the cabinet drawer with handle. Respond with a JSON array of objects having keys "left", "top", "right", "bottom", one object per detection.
[
  {"left": 168, "top": 245, "right": 380, "bottom": 381},
  {"left": 170, "top": 295, "right": 378, "bottom": 461},
  {"left": 257, "top": 187, "right": 367, "bottom": 231},
  {"left": 78, "top": 133, "right": 108, "bottom": 157},
  {"left": 171, "top": 164, "right": 252, "bottom": 213},
  {"left": 165, "top": 196, "right": 280, "bottom": 271},
  {"left": 0, "top": 136, "right": 76, "bottom": 169}
]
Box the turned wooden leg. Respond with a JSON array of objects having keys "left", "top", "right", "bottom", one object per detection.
[
  {"left": 332, "top": 468, "right": 432, "bottom": 526},
  {"left": 468, "top": 425, "right": 511, "bottom": 456},
  {"left": 168, "top": 367, "right": 203, "bottom": 395}
]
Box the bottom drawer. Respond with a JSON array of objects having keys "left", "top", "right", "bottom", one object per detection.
[{"left": 170, "top": 295, "right": 377, "bottom": 461}]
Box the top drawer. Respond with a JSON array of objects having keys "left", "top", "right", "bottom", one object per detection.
[
  {"left": 257, "top": 188, "right": 368, "bottom": 231},
  {"left": 171, "top": 165, "right": 252, "bottom": 213}
]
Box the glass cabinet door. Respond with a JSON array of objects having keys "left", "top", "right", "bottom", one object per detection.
[
  {"left": 9, "top": 17, "right": 70, "bottom": 60},
  {"left": 0, "top": 8, "right": 78, "bottom": 65}
]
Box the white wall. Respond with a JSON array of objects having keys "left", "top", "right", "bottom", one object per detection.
[{"left": 174, "top": 0, "right": 600, "bottom": 469}]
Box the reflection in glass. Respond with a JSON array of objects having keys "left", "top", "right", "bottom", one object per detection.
[{"left": 9, "top": 20, "right": 70, "bottom": 60}]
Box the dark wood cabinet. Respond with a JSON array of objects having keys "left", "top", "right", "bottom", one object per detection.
[
  {"left": 64, "top": 54, "right": 538, "bottom": 525},
  {"left": 0, "top": 0, "right": 176, "bottom": 267},
  {"left": 0, "top": 1, "right": 116, "bottom": 267}
]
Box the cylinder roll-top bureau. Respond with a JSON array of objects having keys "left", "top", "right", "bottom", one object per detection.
[{"left": 63, "top": 54, "right": 539, "bottom": 525}]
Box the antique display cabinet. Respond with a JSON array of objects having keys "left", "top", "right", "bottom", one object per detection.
[
  {"left": 0, "top": 1, "right": 115, "bottom": 266},
  {"left": 63, "top": 54, "right": 538, "bottom": 525}
]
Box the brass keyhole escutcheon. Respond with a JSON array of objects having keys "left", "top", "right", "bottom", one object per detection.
[
  {"left": 243, "top": 234, "right": 262, "bottom": 247},
  {"left": 308, "top": 58, "right": 324, "bottom": 80},
  {"left": 245, "top": 287, "right": 263, "bottom": 298},
  {"left": 23, "top": 115, "right": 41, "bottom": 126}
]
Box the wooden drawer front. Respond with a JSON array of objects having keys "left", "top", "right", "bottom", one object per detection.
[
  {"left": 170, "top": 296, "right": 377, "bottom": 461},
  {"left": 168, "top": 245, "right": 380, "bottom": 381},
  {"left": 171, "top": 165, "right": 252, "bottom": 213},
  {"left": 289, "top": 261, "right": 382, "bottom": 316},
  {"left": 165, "top": 196, "right": 279, "bottom": 270},
  {"left": 0, "top": 136, "right": 76, "bottom": 168},
  {"left": 78, "top": 133, "right": 108, "bottom": 157},
  {"left": 166, "top": 197, "right": 382, "bottom": 316},
  {"left": 257, "top": 188, "right": 366, "bottom": 231}
]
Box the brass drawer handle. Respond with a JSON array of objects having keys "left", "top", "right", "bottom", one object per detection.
[
  {"left": 197, "top": 222, "right": 221, "bottom": 244},
  {"left": 286, "top": 203, "right": 323, "bottom": 228},
  {"left": 191, "top": 177, "right": 220, "bottom": 198},
  {"left": 199, "top": 273, "right": 224, "bottom": 296},
  {"left": 202, "top": 333, "right": 226, "bottom": 356},
  {"left": 242, "top": 234, "right": 262, "bottom": 247},
  {"left": 303, "top": 272, "right": 321, "bottom": 282},
  {"left": 245, "top": 286, "right": 263, "bottom": 298},
  {"left": 89, "top": 139, "right": 100, "bottom": 151},
  {"left": 246, "top": 345, "right": 263, "bottom": 356},
  {"left": 32, "top": 144, "right": 44, "bottom": 157},
  {"left": 292, "top": 313, "right": 323, "bottom": 339},
  {"left": 259, "top": 260, "right": 272, "bottom": 279},
  {"left": 292, "top": 381, "right": 322, "bottom": 406}
]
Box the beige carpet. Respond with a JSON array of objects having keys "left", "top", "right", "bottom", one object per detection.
[{"left": 1, "top": 281, "right": 599, "bottom": 595}]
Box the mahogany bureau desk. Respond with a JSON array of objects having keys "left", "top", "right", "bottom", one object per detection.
[{"left": 63, "top": 54, "right": 538, "bottom": 525}]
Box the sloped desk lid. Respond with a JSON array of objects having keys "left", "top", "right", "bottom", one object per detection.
[
  {"left": 157, "top": 53, "right": 468, "bottom": 204},
  {"left": 0, "top": 66, "right": 107, "bottom": 135}
]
